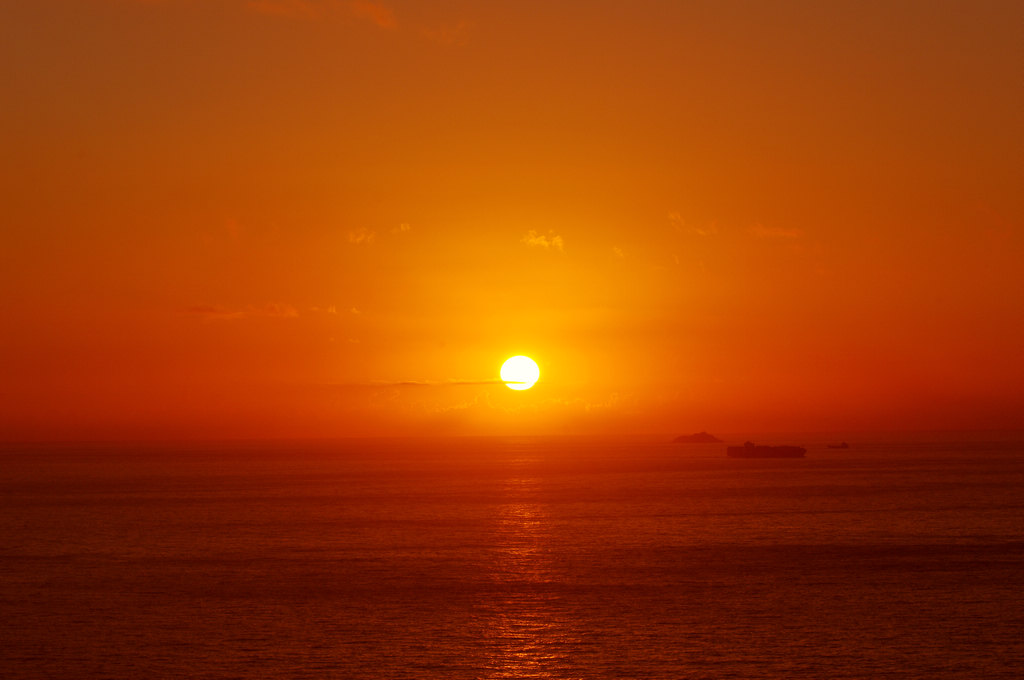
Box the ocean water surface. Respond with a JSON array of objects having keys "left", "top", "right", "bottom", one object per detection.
[{"left": 1, "top": 434, "right": 1022, "bottom": 678}]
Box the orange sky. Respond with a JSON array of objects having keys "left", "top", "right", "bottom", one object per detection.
[{"left": 2, "top": 0, "right": 1022, "bottom": 440}]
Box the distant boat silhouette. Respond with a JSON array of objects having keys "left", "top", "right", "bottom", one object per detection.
[
  {"left": 727, "top": 442, "right": 806, "bottom": 458},
  {"left": 827, "top": 442, "right": 850, "bottom": 449},
  {"left": 673, "top": 431, "right": 723, "bottom": 443}
]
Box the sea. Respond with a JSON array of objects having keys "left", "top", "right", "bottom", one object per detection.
[{"left": 1, "top": 433, "right": 1022, "bottom": 679}]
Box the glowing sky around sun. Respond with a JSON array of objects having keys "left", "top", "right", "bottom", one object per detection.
[{"left": 1, "top": 0, "right": 1022, "bottom": 439}]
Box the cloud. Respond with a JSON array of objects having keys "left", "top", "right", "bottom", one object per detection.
[
  {"left": 187, "top": 303, "right": 299, "bottom": 320},
  {"left": 329, "top": 379, "right": 509, "bottom": 389},
  {"left": 612, "top": 246, "right": 625, "bottom": 259},
  {"left": 259, "top": 302, "right": 300, "bottom": 318},
  {"left": 310, "top": 305, "right": 360, "bottom": 315},
  {"left": 521, "top": 229, "right": 564, "bottom": 251},
  {"left": 347, "top": 0, "right": 396, "bottom": 29},
  {"left": 748, "top": 223, "right": 802, "bottom": 239},
  {"left": 669, "top": 212, "right": 717, "bottom": 236},
  {"left": 391, "top": 379, "right": 510, "bottom": 387},
  {"left": 309, "top": 305, "right": 338, "bottom": 315},
  {"left": 347, "top": 227, "right": 376, "bottom": 245},
  {"left": 543, "top": 393, "right": 626, "bottom": 414},
  {"left": 391, "top": 222, "right": 412, "bottom": 234}
]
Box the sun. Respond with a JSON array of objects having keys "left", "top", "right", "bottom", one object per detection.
[{"left": 500, "top": 355, "right": 540, "bottom": 390}]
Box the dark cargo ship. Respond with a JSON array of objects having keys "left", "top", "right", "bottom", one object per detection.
[{"left": 727, "top": 442, "right": 806, "bottom": 458}]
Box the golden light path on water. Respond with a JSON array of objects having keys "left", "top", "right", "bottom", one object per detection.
[{"left": 481, "top": 444, "right": 579, "bottom": 678}]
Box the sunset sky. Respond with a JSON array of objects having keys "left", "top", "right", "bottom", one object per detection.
[{"left": 2, "top": 0, "right": 1022, "bottom": 440}]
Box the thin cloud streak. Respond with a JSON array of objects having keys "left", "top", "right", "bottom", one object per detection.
[
  {"left": 325, "top": 379, "right": 525, "bottom": 389},
  {"left": 380, "top": 379, "right": 518, "bottom": 387},
  {"left": 187, "top": 303, "right": 300, "bottom": 320},
  {"left": 521, "top": 229, "right": 564, "bottom": 251},
  {"left": 348, "top": 0, "right": 396, "bottom": 29}
]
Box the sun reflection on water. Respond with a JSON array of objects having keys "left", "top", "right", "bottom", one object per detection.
[{"left": 479, "top": 467, "right": 582, "bottom": 679}]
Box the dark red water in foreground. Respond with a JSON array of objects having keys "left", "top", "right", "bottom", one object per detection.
[{"left": 2, "top": 434, "right": 1022, "bottom": 678}]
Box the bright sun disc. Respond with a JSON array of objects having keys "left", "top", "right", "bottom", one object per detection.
[{"left": 501, "top": 355, "right": 540, "bottom": 390}]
